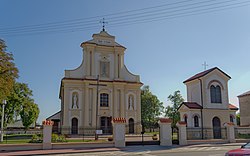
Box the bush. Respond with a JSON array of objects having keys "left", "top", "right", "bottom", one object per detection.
[
  {"left": 29, "top": 134, "right": 42, "bottom": 143},
  {"left": 52, "top": 133, "right": 67, "bottom": 143}
]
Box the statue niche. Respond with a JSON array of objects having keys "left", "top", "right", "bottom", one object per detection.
[
  {"left": 72, "top": 92, "right": 79, "bottom": 109},
  {"left": 128, "top": 95, "right": 134, "bottom": 110}
]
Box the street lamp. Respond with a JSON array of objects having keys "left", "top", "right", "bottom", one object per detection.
[{"left": 0, "top": 100, "right": 6, "bottom": 142}]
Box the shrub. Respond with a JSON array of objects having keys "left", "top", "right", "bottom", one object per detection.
[{"left": 29, "top": 134, "right": 42, "bottom": 143}]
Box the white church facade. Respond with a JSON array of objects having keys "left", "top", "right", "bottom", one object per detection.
[
  {"left": 178, "top": 67, "right": 238, "bottom": 139},
  {"left": 48, "top": 30, "right": 143, "bottom": 135}
]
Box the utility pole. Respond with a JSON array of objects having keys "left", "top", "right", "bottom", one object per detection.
[
  {"left": 89, "top": 75, "right": 107, "bottom": 140},
  {"left": 0, "top": 100, "right": 6, "bottom": 142}
]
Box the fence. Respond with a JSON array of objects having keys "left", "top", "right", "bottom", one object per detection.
[
  {"left": 1, "top": 128, "right": 43, "bottom": 144},
  {"left": 187, "top": 127, "right": 227, "bottom": 140},
  {"left": 235, "top": 127, "right": 250, "bottom": 139}
]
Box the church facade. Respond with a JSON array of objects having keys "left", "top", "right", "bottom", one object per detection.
[
  {"left": 49, "top": 30, "right": 143, "bottom": 135},
  {"left": 178, "top": 67, "right": 238, "bottom": 139}
]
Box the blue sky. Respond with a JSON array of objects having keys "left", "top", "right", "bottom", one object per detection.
[{"left": 1, "top": 0, "right": 250, "bottom": 123}]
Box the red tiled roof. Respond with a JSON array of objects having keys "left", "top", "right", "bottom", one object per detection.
[
  {"left": 183, "top": 67, "right": 231, "bottom": 83},
  {"left": 182, "top": 102, "right": 203, "bottom": 109},
  {"left": 229, "top": 104, "right": 238, "bottom": 110}
]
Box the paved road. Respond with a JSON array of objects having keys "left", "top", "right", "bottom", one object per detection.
[{"left": 48, "top": 144, "right": 240, "bottom": 156}]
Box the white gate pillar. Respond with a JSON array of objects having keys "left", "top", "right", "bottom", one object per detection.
[
  {"left": 176, "top": 121, "right": 187, "bottom": 145},
  {"left": 225, "top": 122, "right": 236, "bottom": 143},
  {"left": 158, "top": 118, "right": 172, "bottom": 146},
  {"left": 112, "top": 118, "right": 126, "bottom": 147},
  {"left": 42, "top": 120, "right": 54, "bottom": 149}
]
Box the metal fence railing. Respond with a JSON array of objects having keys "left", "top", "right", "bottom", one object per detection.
[{"left": 187, "top": 127, "right": 227, "bottom": 140}]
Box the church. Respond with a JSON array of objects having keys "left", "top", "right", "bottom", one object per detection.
[
  {"left": 47, "top": 29, "right": 143, "bottom": 135},
  {"left": 178, "top": 67, "right": 238, "bottom": 139}
]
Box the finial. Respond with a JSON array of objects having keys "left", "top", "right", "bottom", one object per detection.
[{"left": 100, "top": 18, "right": 108, "bottom": 31}]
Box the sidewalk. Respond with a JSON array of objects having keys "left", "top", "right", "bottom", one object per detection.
[
  {"left": 0, "top": 142, "right": 244, "bottom": 156},
  {"left": 0, "top": 147, "right": 121, "bottom": 156}
]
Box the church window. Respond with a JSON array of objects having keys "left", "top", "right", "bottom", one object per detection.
[
  {"left": 210, "top": 85, "right": 222, "bottom": 103},
  {"left": 100, "top": 93, "right": 109, "bottom": 107},
  {"left": 194, "top": 115, "right": 199, "bottom": 127},
  {"left": 230, "top": 115, "right": 234, "bottom": 123},
  {"left": 100, "top": 61, "right": 110, "bottom": 78},
  {"left": 184, "top": 115, "right": 188, "bottom": 126}
]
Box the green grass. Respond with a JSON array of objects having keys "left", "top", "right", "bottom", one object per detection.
[
  {"left": 66, "top": 139, "right": 107, "bottom": 143},
  {"left": 0, "top": 139, "right": 31, "bottom": 144},
  {"left": 172, "top": 133, "right": 178, "bottom": 140},
  {"left": 237, "top": 133, "right": 250, "bottom": 139},
  {"left": 144, "top": 132, "right": 159, "bottom": 135}
]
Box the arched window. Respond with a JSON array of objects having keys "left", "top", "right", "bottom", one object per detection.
[
  {"left": 100, "top": 93, "right": 109, "bottom": 107},
  {"left": 194, "top": 115, "right": 199, "bottom": 127},
  {"left": 230, "top": 115, "right": 234, "bottom": 123},
  {"left": 210, "top": 85, "right": 222, "bottom": 103},
  {"left": 184, "top": 115, "right": 188, "bottom": 127}
]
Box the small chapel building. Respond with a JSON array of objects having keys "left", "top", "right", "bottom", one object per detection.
[
  {"left": 178, "top": 67, "right": 238, "bottom": 139},
  {"left": 48, "top": 30, "right": 143, "bottom": 135}
]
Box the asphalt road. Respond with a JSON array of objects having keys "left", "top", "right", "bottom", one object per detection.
[{"left": 49, "top": 144, "right": 241, "bottom": 156}]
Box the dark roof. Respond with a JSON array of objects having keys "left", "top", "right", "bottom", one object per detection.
[
  {"left": 183, "top": 67, "right": 231, "bottom": 83},
  {"left": 229, "top": 104, "right": 238, "bottom": 110},
  {"left": 238, "top": 91, "right": 250, "bottom": 98},
  {"left": 178, "top": 102, "right": 203, "bottom": 110},
  {"left": 46, "top": 111, "right": 61, "bottom": 120}
]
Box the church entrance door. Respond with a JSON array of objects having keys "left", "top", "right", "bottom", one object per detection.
[
  {"left": 71, "top": 118, "right": 78, "bottom": 135},
  {"left": 100, "top": 116, "right": 112, "bottom": 134},
  {"left": 212, "top": 117, "right": 221, "bottom": 139},
  {"left": 129, "top": 118, "right": 134, "bottom": 134}
]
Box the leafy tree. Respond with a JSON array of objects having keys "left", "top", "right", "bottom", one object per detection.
[
  {"left": 20, "top": 101, "right": 39, "bottom": 130},
  {"left": 164, "top": 90, "right": 184, "bottom": 127},
  {"left": 3, "top": 82, "right": 33, "bottom": 127},
  {"left": 236, "top": 113, "right": 240, "bottom": 126},
  {"left": 141, "top": 85, "right": 164, "bottom": 131},
  {"left": 2, "top": 82, "right": 39, "bottom": 129},
  {"left": 0, "top": 39, "right": 19, "bottom": 102}
]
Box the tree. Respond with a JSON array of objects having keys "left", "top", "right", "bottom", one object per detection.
[
  {"left": 236, "top": 113, "right": 240, "bottom": 126},
  {"left": 141, "top": 85, "right": 164, "bottom": 131},
  {"left": 2, "top": 82, "right": 39, "bottom": 129},
  {"left": 3, "top": 82, "right": 33, "bottom": 127},
  {"left": 0, "top": 39, "right": 19, "bottom": 102},
  {"left": 165, "top": 90, "right": 184, "bottom": 127},
  {"left": 20, "top": 101, "right": 39, "bottom": 130}
]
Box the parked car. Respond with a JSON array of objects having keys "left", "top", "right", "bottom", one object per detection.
[{"left": 225, "top": 142, "right": 250, "bottom": 156}]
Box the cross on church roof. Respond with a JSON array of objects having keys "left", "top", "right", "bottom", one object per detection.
[
  {"left": 100, "top": 18, "right": 108, "bottom": 31},
  {"left": 202, "top": 61, "right": 208, "bottom": 70}
]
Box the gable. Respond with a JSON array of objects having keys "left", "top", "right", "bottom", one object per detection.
[{"left": 183, "top": 67, "right": 231, "bottom": 84}]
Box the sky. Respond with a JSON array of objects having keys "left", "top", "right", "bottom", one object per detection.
[{"left": 1, "top": 0, "right": 250, "bottom": 124}]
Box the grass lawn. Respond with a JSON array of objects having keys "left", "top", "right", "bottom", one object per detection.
[
  {"left": 66, "top": 139, "right": 108, "bottom": 143},
  {"left": 0, "top": 139, "right": 31, "bottom": 144}
]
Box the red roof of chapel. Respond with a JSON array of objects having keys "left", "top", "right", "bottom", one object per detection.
[{"left": 183, "top": 67, "right": 231, "bottom": 83}]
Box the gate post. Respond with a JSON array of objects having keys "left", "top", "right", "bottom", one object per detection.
[
  {"left": 225, "top": 122, "right": 235, "bottom": 143},
  {"left": 158, "top": 118, "right": 172, "bottom": 146},
  {"left": 176, "top": 121, "right": 187, "bottom": 145},
  {"left": 42, "top": 120, "right": 54, "bottom": 149},
  {"left": 112, "top": 118, "right": 126, "bottom": 147}
]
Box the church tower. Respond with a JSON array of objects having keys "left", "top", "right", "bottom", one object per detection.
[{"left": 59, "top": 30, "right": 143, "bottom": 135}]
